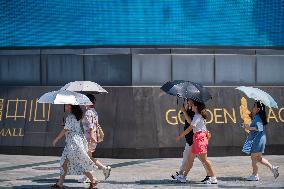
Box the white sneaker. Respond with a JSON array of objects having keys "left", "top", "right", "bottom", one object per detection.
[
  {"left": 203, "top": 176, "right": 218, "bottom": 184},
  {"left": 272, "top": 165, "right": 279, "bottom": 179},
  {"left": 77, "top": 176, "right": 89, "bottom": 183},
  {"left": 246, "top": 174, "right": 259, "bottom": 181},
  {"left": 176, "top": 175, "right": 187, "bottom": 183},
  {"left": 103, "top": 166, "right": 111, "bottom": 180},
  {"left": 171, "top": 172, "right": 180, "bottom": 179}
]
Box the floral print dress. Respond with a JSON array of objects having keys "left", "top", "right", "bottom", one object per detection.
[{"left": 59, "top": 114, "right": 97, "bottom": 175}]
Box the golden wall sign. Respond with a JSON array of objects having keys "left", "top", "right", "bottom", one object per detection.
[
  {"left": 3, "top": 98, "right": 51, "bottom": 122},
  {"left": 165, "top": 98, "right": 284, "bottom": 126},
  {"left": 0, "top": 98, "right": 52, "bottom": 137},
  {"left": 0, "top": 128, "right": 24, "bottom": 137}
]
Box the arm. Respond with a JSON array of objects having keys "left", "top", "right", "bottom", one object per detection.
[
  {"left": 176, "top": 115, "right": 204, "bottom": 141},
  {"left": 176, "top": 125, "right": 193, "bottom": 141},
  {"left": 180, "top": 106, "right": 192, "bottom": 124},
  {"left": 242, "top": 124, "right": 259, "bottom": 131},
  {"left": 246, "top": 127, "right": 258, "bottom": 131},
  {"left": 52, "top": 129, "right": 67, "bottom": 146}
]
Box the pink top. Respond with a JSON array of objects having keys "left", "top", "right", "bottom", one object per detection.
[{"left": 82, "top": 108, "right": 98, "bottom": 142}]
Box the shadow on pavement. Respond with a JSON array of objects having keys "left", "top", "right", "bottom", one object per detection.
[
  {"left": 32, "top": 167, "right": 59, "bottom": 171},
  {"left": 33, "top": 178, "right": 78, "bottom": 183},
  {"left": 217, "top": 185, "right": 269, "bottom": 188},
  {"left": 217, "top": 177, "right": 246, "bottom": 181},
  {"left": 139, "top": 179, "right": 189, "bottom": 185},
  {"left": 138, "top": 179, "right": 214, "bottom": 187},
  {"left": 9, "top": 185, "right": 85, "bottom": 189},
  {"left": 101, "top": 179, "right": 191, "bottom": 187}
]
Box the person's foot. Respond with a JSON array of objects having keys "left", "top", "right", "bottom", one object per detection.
[
  {"left": 78, "top": 176, "right": 89, "bottom": 183},
  {"left": 247, "top": 174, "right": 259, "bottom": 181},
  {"left": 88, "top": 181, "right": 98, "bottom": 189},
  {"left": 171, "top": 172, "right": 180, "bottom": 179},
  {"left": 272, "top": 165, "right": 279, "bottom": 179},
  {"left": 103, "top": 166, "right": 111, "bottom": 180},
  {"left": 201, "top": 176, "right": 210, "bottom": 182},
  {"left": 51, "top": 183, "right": 63, "bottom": 188},
  {"left": 203, "top": 176, "right": 217, "bottom": 184},
  {"left": 176, "top": 174, "right": 187, "bottom": 183}
]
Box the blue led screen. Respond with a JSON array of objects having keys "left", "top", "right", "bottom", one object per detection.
[{"left": 0, "top": 0, "right": 284, "bottom": 47}]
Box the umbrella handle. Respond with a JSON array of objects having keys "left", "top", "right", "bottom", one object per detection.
[{"left": 176, "top": 98, "right": 178, "bottom": 106}]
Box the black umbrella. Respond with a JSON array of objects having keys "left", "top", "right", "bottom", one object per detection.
[{"left": 161, "top": 80, "right": 212, "bottom": 103}]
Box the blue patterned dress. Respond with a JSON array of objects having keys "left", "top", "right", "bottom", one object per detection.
[{"left": 243, "top": 114, "right": 266, "bottom": 154}]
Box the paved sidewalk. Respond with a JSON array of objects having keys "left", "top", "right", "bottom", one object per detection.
[{"left": 0, "top": 155, "right": 283, "bottom": 188}]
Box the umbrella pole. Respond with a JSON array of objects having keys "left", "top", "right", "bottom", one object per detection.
[
  {"left": 176, "top": 97, "right": 182, "bottom": 139},
  {"left": 176, "top": 97, "right": 178, "bottom": 106},
  {"left": 61, "top": 106, "right": 65, "bottom": 127}
]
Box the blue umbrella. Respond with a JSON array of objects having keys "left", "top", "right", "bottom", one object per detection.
[
  {"left": 161, "top": 80, "right": 212, "bottom": 103},
  {"left": 236, "top": 86, "right": 278, "bottom": 108}
]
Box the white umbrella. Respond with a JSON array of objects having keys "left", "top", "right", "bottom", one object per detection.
[
  {"left": 236, "top": 86, "right": 278, "bottom": 108},
  {"left": 61, "top": 81, "right": 108, "bottom": 93},
  {"left": 37, "top": 90, "right": 93, "bottom": 105}
]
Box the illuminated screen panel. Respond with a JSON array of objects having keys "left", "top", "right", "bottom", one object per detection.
[{"left": 0, "top": 0, "right": 283, "bottom": 47}]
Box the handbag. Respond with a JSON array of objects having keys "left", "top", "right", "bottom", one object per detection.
[
  {"left": 91, "top": 112, "right": 104, "bottom": 143},
  {"left": 96, "top": 123, "right": 104, "bottom": 143}
]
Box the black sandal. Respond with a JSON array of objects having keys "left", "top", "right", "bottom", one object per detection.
[
  {"left": 88, "top": 181, "right": 98, "bottom": 189},
  {"left": 51, "top": 183, "right": 64, "bottom": 188}
]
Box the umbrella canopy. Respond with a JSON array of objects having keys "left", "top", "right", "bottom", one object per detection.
[
  {"left": 37, "top": 90, "right": 93, "bottom": 105},
  {"left": 236, "top": 86, "right": 278, "bottom": 108},
  {"left": 161, "top": 80, "right": 212, "bottom": 103},
  {"left": 61, "top": 81, "right": 108, "bottom": 94}
]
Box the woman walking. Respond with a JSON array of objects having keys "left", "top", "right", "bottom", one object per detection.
[
  {"left": 176, "top": 100, "right": 217, "bottom": 184},
  {"left": 78, "top": 94, "right": 111, "bottom": 183},
  {"left": 52, "top": 105, "right": 98, "bottom": 188},
  {"left": 172, "top": 99, "right": 209, "bottom": 182},
  {"left": 242, "top": 101, "right": 279, "bottom": 181}
]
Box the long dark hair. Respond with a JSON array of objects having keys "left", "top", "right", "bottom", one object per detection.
[
  {"left": 86, "top": 93, "right": 96, "bottom": 104},
  {"left": 192, "top": 100, "right": 207, "bottom": 120},
  {"left": 71, "top": 105, "right": 83, "bottom": 121},
  {"left": 255, "top": 101, "right": 268, "bottom": 125}
]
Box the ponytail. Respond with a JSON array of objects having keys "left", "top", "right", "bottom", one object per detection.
[
  {"left": 201, "top": 109, "right": 207, "bottom": 120},
  {"left": 192, "top": 100, "right": 207, "bottom": 120}
]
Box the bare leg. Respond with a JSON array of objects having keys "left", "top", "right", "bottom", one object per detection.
[
  {"left": 252, "top": 152, "right": 272, "bottom": 171},
  {"left": 198, "top": 153, "right": 215, "bottom": 177},
  {"left": 88, "top": 151, "right": 106, "bottom": 170},
  {"left": 183, "top": 152, "right": 196, "bottom": 176},
  {"left": 251, "top": 153, "right": 259, "bottom": 175},
  {"left": 84, "top": 171, "right": 97, "bottom": 183},
  {"left": 57, "top": 160, "right": 69, "bottom": 186},
  {"left": 197, "top": 155, "right": 209, "bottom": 176},
  {"left": 259, "top": 157, "right": 273, "bottom": 171}
]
